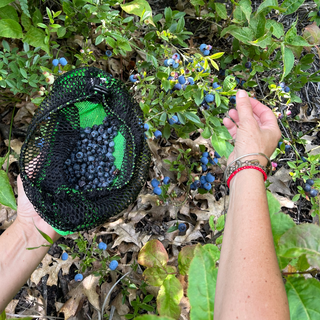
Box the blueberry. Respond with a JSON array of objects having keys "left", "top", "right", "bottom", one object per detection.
[
  {"left": 212, "top": 82, "right": 220, "bottom": 89},
  {"left": 105, "top": 50, "right": 112, "bottom": 57},
  {"left": 279, "top": 82, "right": 285, "bottom": 88},
  {"left": 318, "top": 10, "right": 320, "bottom": 17},
  {"left": 65, "top": 159, "right": 71, "bottom": 166},
  {"left": 98, "top": 242, "right": 107, "bottom": 250},
  {"left": 168, "top": 115, "right": 178, "bottom": 125},
  {"left": 153, "top": 186, "right": 162, "bottom": 195},
  {"left": 178, "top": 76, "right": 186, "bottom": 84},
  {"left": 310, "top": 189, "right": 319, "bottom": 197},
  {"left": 302, "top": 157, "right": 307, "bottom": 162},
  {"left": 202, "top": 152, "right": 209, "bottom": 158},
  {"left": 52, "top": 59, "right": 59, "bottom": 66},
  {"left": 203, "top": 182, "right": 212, "bottom": 191},
  {"left": 61, "top": 252, "right": 69, "bottom": 260},
  {"left": 201, "top": 157, "right": 209, "bottom": 165},
  {"left": 154, "top": 130, "right": 162, "bottom": 139},
  {"left": 172, "top": 53, "right": 180, "bottom": 60},
  {"left": 174, "top": 83, "right": 182, "bottom": 90},
  {"left": 203, "top": 49, "right": 210, "bottom": 56},
  {"left": 190, "top": 182, "right": 197, "bottom": 190},
  {"left": 200, "top": 176, "right": 207, "bottom": 185},
  {"left": 229, "top": 96, "right": 236, "bottom": 104},
  {"left": 163, "top": 176, "right": 170, "bottom": 185},
  {"left": 173, "top": 62, "right": 179, "bottom": 68},
  {"left": 241, "top": 80, "right": 246, "bottom": 86},
  {"left": 151, "top": 179, "right": 159, "bottom": 188},
  {"left": 205, "top": 173, "right": 215, "bottom": 183},
  {"left": 202, "top": 164, "right": 207, "bottom": 171},
  {"left": 284, "top": 86, "right": 290, "bottom": 93},
  {"left": 194, "top": 180, "right": 201, "bottom": 189},
  {"left": 167, "top": 58, "right": 174, "bottom": 66},
  {"left": 188, "top": 77, "right": 195, "bottom": 85},
  {"left": 129, "top": 74, "right": 137, "bottom": 82},
  {"left": 285, "top": 145, "right": 291, "bottom": 152},
  {"left": 164, "top": 59, "right": 169, "bottom": 67},
  {"left": 109, "top": 260, "right": 118, "bottom": 270},
  {"left": 199, "top": 44, "right": 207, "bottom": 52},
  {"left": 306, "top": 179, "right": 314, "bottom": 186},
  {"left": 144, "top": 123, "right": 149, "bottom": 131},
  {"left": 205, "top": 94, "right": 215, "bottom": 103},
  {"left": 245, "top": 61, "right": 252, "bottom": 68},
  {"left": 73, "top": 164, "right": 80, "bottom": 171},
  {"left": 74, "top": 274, "right": 83, "bottom": 281},
  {"left": 76, "top": 152, "right": 83, "bottom": 159},
  {"left": 304, "top": 184, "right": 311, "bottom": 192},
  {"left": 91, "top": 130, "right": 98, "bottom": 138},
  {"left": 178, "top": 223, "right": 187, "bottom": 232},
  {"left": 88, "top": 156, "right": 95, "bottom": 162},
  {"left": 59, "top": 57, "right": 68, "bottom": 66}
]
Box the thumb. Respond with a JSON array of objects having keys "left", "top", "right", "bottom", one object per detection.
[{"left": 235, "top": 90, "right": 254, "bottom": 123}]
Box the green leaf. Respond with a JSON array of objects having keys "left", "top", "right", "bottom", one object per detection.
[
  {"left": 21, "top": 12, "right": 32, "bottom": 31},
  {"left": 214, "top": 126, "right": 232, "bottom": 139},
  {"left": 184, "top": 112, "right": 202, "bottom": 125},
  {"left": 267, "top": 191, "right": 281, "bottom": 215},
  {"left": 285, "top": 277, "right": 320, "bottom": 319},
  {"left": 221, "top": 25, "right": 254, "bottom": 43},
  {"left": 176, "top": 17, "right": 185, "bottom": 33},
  {"left": 157, "top": 72, "right": 168, "bottom": 80},
  {"left": 34, "top": 223, "right": 53, "bottom": 244},
  {"left": 285, "top": 24, "right": 312, "bottom": 47},
  {"left": 279, "top": 224, "right": 320, "bottom": 269},
  {"left": 120, "top": 0, "right": 155, "bottom": 26},
  {"left": 178, "top": 244, "right": 197, "bottom": 276},
  {"left": 32, "top": 8, "right": 42, "bottom": 25},
  {"left": 280, "top": 44, "right": 294, "bottom": 81},
  {"left": 257, "top": 0, "right": 278, "bottom": 14},
  {"left": 2, "top": 40, "right": 10, "bottom": 52},
  {"left": 0, "top": 310, "right": 5, "bottom": 320},
  {"left": 190, "top": 0, "right": 205, "bottom": 6},
  {"left": 0, "top": 5, "right": 18, "bottom": 22},
  {"left": 216, "top": 215, "right": 225, "bottom": 231},
  {"left": 202, "top": 126, "right": 211, "bottom": 139},
  {"left": 143, "top": 265, "right": 176, "bottom": 286},
  {"left": 157, "top": 275, "right": 183, "bottom": 319},
  {"left": 57, "top": 26, "right": 66, "bottom": 38},
  {"left": 23, "top": 27, "right": 50, "bottom": 53},
  {"left": 0, "top": 170, "right": 17, "bottom": 210},
  {"left": 164, "top": 7, "right": 172, "bottom": 24},
  {"left": 281, "top": 0, "right": 305, "bottom": 15},
  {"left": 188, "top": 244, "right": 219, "bottom": 320},
  {"left": 194, "top": 89, "right": 203, "bottom": 106},
  {"left": 266, "top": 19, "right": 284, "bottom": 38},
  {"left": 163, "top": 123, "right": 171, "bottom": 139},
  {"left": 0, "top": 19, "right": 23, "bottom": 39},
  {"left": 134, "top": 315, "right": 174, "bottom": 320},
  {"left": 223, "top": 75, "right": 237, "bottom": 91},
  {"left": 249, "top": 32, "right": 272, "bottom": 48},
  {"left": 138, "top": 239, "right": 168, "bottom": 268},
  {"left": 0, "top": 0, "right": 14, "bottom": 8},
  {"left": 239, "top": 0, "right": 252, "bottom": 23},
  {"left": 106, "top": 36, "right": 116, "bottom": 48},
  {"left": 215, "top": 3, "right": 227, "bottom": 19},
  {"left": 292, "top": 194, "right": 300, "bottom": 202},
  {"left": 251, "top": 13, "right": 266, "bottom": 38}
]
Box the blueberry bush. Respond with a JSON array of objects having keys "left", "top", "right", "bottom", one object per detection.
[{"left": 1, "top": 0, "right": 320, "bottom": 318}]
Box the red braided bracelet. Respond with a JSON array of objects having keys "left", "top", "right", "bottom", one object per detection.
[{"left": 227, "top": 165, "right": 267, "bottom": 188}]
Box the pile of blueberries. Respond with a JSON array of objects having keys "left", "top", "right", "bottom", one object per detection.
[
  {"left": 303, "top": 179, "right": 319, "bottom": 198},
  {"left": 152, "top": 176, "right": 170, "bottom": 195},
  {"left": 64, "top": 116, "right": 120, "bottom": 191}
]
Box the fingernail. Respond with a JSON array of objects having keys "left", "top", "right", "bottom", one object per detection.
[{"left": 238, "top": 89, "right": 248, "bottom": 98}]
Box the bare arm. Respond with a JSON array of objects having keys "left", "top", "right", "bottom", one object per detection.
[
  {"left": 0, "top": 176, "right": 60, "bottom": 313},
  {"left": 214, "top": 90, "right": 290, "bottom": 320}
]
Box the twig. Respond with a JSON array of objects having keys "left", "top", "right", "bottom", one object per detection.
[
  {"left": 5, "top": 314, "right": 63, "bottom": 319},
  {"left": 100, "top": 271, "right": 132, "bottom": 319}
]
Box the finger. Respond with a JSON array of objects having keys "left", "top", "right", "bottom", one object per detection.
[
  {"left": 249, "top": 97, "right": 278, "bottom": 127},
  {"left": 235, "top": 90, "right": 254, "bottom": 122},
  {"left": 223, "top": 118, "right": 237, "bottom": 138},
  {"left": 228, "top": 108, "right": 239, "bottom": 125}
]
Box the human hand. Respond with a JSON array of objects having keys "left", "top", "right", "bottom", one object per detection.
[
  {"left": 16, "top": 175, "right": 60, "bottom": 243},
  {"left": 223, "top": 90, "right": 281, "bottom": 166}
]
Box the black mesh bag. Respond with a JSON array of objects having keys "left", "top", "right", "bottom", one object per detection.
[{"left": 19, "top": 67, "right": 151, "bottom": 235}]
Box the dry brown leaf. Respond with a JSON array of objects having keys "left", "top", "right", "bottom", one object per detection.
[
  {"left": 179, "top": 296, "right": 191, "bottom": 320},
  {"left": 1, "top": 154, "right": 18, "bottom": 171},
  {"left": 14, "top": 106, "right": 32, "bottom": 124},
  {"left": 301, "top": 134, "right": 320, "bottom": 155},
  {"left": 268, "top": 167, "right": 292, "bottom": 196},
  {"left": 31, "top": 254, "right": 79, "bottom": 286},
  {"left": 60, "top": 275, "right": 100, "bottom": 319},
  {"left": 5, "top": 299, "right": 19, "bottom": 314},
  {"left": 111, "top": 292, "right": 130, "bottom": 316},
  {"left": 5, "top": 139, "right": 23, "bottom": 155},
  {"left": 273, "top": 193, "right": 296, "bottom": 209},
  {"left": 190, "top": 193, "right": 226, "bottom": 221}
]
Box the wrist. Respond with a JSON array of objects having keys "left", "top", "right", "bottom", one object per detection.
[{"left": 229, "top": 167, "right": 265, "bottom": 190}]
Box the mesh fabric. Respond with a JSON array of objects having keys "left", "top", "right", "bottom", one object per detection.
[{"left": 19, "top": 67, "right": 151, "bottom": 233}]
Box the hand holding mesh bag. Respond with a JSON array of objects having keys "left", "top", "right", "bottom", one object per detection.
[{"left": 19, "top": 67, "right": 151, "bottom": 234}]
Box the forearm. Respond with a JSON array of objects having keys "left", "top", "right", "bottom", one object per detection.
[
  {"left": 214, "top": 169, "right": 290, "bottom": 320},
  {"left": 0, "top": 219, "right": 51, "bottom": 312}
]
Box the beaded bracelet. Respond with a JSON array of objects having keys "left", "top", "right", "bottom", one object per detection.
[
  {"left": 224, "top": 153, "right": 272, "bottom": 188},
  {"left": 227, "top": 165, "right": 268, "bottom": 188}
]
